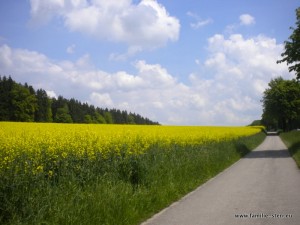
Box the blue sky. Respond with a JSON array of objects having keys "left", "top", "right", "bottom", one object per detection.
[{"left": 0, "top": 0, "right": 299, "bottom": 125}]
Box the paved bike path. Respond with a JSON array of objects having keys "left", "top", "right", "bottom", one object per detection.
[{"left": 141, "top": 136, "right": 300, "bottom": 225}]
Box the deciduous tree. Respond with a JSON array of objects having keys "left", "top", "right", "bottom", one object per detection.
[
  {"left": 277, "top": 7, "right": 300, "bottom": 80},
  {"left": 261, "top": 77, "right": 300, "bottom": 131}
]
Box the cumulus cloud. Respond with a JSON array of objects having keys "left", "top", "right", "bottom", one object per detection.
[
  {"left": 239, "top": 14, "right": 255, "bottom": 26},
  {"left": 29, "top": 0, "right": 66, "bottom": 26},
  {"left": 29, "top": 0, "right": 180, "bottom": 53},
  {"left": 226, "top": 14, "right": 255, "bottom": 34},
  {"left": 205, "top": 34, "right": 288, "bottom": 82},
  {"left": 191, "top": 33, "right": 293, "bottom": 124},
  {"left": 90, "top": 92, "right": 114, "bottom": 108},
  {"left": 0, "top": 33, "right": 293, "bottom": 125}
]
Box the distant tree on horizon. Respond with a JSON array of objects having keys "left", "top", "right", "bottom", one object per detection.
[{"left": 261, "top": 77, "right": 300, "bottom": 131}]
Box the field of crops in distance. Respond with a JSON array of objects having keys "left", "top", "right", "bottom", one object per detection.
[
  {"left": 1, "top": 122, "right": 262, "bottom": 163},
  {"left": 0, "top": 122, "right": 264, "bottom": 225}
]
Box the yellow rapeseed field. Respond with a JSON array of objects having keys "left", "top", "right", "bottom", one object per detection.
[
  {"left": 0, "top": 122, "right": 262, "bottom": 175},
  {"left": 0, "top": 122, "right": 264, "bottom": 224}
]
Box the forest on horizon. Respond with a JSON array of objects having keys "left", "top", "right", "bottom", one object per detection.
[{"left": 0, "top": 76, "right": 159, "bottom": 125}]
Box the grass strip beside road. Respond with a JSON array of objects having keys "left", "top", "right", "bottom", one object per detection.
[{"left": 280, "top": 131, "right": 300, "bottom": 168}]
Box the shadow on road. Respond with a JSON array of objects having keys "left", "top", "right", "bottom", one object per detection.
[{"left": 244, "top": 149, "right": 291, "bottom": 159}]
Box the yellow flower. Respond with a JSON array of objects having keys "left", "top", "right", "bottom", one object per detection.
[
  {"left": 36, "top": 165, "right": 43, "bottom": 173},
  {"left": 0, "top": 122, "right": 263, "bottom": 175},
  {"left": 48, "top": 170, "right": 53, "bottom": 178}
]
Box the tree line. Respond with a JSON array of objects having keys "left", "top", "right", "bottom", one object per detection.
[
  {"left": 261, "top": 77, "right": 300, "bottom": 131},
  {"left": 0, "top": 76, "right": 159, "bottom": 125}
]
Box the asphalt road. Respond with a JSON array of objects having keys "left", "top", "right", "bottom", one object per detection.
[{"left": 141, "top": 136, "right": 300, "bottom": 225}]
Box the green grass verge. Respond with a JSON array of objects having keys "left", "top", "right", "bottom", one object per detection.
[
  {"left": 280, "top": 131, "right": 300, "bottom": 168},
  {"left": 0, "top": 132, "right": 265, "bottom": 225}
]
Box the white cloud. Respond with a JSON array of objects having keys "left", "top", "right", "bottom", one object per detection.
[
  {"left": 134, "top": 60, "right": 176, "bottom": 88},
  {"left": 46, "top": 90, "right": 58, "bottom": 98},
  {"left": 109, "top": 46, "right": 143, "bottom": 61},
  {"left": 225, "top": 14, "right": 255, "bottom": 34},
  {"left": 0, "top": 34, "right": 293, "bottom": 125},
  {"left": 0, "top": 45, "right": 13, "bottom": 67},
  {"left": 29, "top": 0, "right": 66, "bottom": 26},
  {"left": 90, "top": 92, "right": 114, "bottom": 108},
  {"left": 239, "top": 14, "right": 255, "bottom": 26},
  {"left": 75, "top": 54, "right": 93, "bottom": 69},
  {"left": 205, "top": 34, "right": 288, "bottom": 84},
  {"left": 191, "top": 33, "right": 293, "bottom": 124},
  {"left": 0, "top": 44, "right": 62, "bottom": 76},
  {"left": 191, "top": 19, "right": 213, "bottom": 30},
  {"left": 29, "top": 0, "right": 180, "bottom": 53},
  {"left": 187, "top": 11, "right": 213, "bottom": 29}
]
